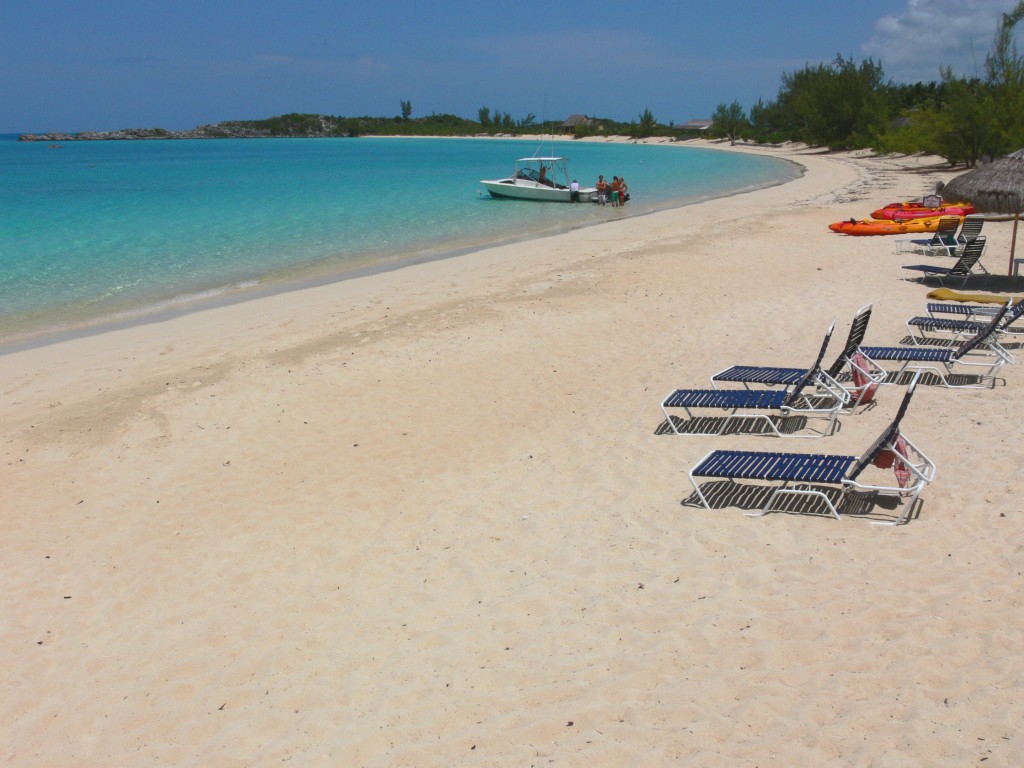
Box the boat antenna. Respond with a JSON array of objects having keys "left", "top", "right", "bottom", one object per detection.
[
  {"left": 543, "top": 93, "right": 550, "bottom": 156},
  {"left": 532, "top": 96, "right": 548, "bottom": 162},
  {"left": 531, "top": 94, "right": 550, "bottom": 160}
]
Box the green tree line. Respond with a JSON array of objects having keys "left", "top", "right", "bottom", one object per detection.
[
  {"left": 210, "top": 106, "right": 678, "bottom": 141},
  {"left": 708, "top": 2, "right": 1024, "bottom": 165},
  {"left": 173, "top": 7, "right": 1024, "bottom": 164}
]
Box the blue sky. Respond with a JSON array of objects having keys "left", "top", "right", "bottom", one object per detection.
[{"left": 1, "top": 0, "right": 1018, "bottom": 133}]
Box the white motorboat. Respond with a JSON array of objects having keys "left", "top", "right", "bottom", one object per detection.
[{"left": 480, "top": 156, "right": 597, "bottom": 202}]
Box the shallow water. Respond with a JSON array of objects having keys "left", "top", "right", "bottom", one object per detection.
[{"left": 0, "top": 136, "right": 800, "bottom": 345}]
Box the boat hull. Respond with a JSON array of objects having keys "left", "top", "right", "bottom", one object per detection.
[{"left": 480, "top": 178, "right": 597, "bottom": 203}]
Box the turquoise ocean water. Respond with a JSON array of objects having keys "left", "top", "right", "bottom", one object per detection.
[{"left": 0, "top": 136, "right": 800, "bottom": 348}]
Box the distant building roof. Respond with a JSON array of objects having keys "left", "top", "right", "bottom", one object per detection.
[
  {"left": 561, "top": 114, "right": 593, "bottom": 129},
  {"left": 682, "top": 119, "right": 713, "bottom": 131}
]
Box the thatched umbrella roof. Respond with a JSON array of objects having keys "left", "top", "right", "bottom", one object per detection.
[{"left": 942, "top": 149, "right": 1024, "bottom": 276}]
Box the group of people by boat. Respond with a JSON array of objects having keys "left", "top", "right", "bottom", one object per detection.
[
  {"left": 595, "top": 175, "right": 629, "bottom": 207},
  {"left": 481, "top": 155, "right": 626, "bottom": 205}
]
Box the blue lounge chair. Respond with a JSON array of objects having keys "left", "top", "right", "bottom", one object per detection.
[
  {"left": 860, "top": 300, "right": 1012, "bottom": 389},
  {"left": 660, "top": 325, "right": 848, "bottom": 438},
  {"left": 900, "top": 237, "right": 987, "bottom": 286},
  {"left": 917, "top": 295, "right": 1024, "bottom": 334},
  {"left": 894, "top": 215, "right": 962, "bottom": 257},
  {"left": 687, "top": 373, "right": 934, "bottom": 525},
  {"left": 711, "top": 303, "right": 884, "bottom": 410},
  {"left": 709, "top": 321, "right": 837, "bottom": 390},
  {"left": 896, "top": 215, "right": 984, "bottom": 258},
  {"left": 907, "top": 298, "right": 1024, "bottom": 345},
  {"left": 954, "top": 215, "right": 986, "bottom": 252}
]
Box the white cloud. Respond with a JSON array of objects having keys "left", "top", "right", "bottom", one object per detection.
[{"left": 863, "top": 0, "right": 1019, "bottom": 82}]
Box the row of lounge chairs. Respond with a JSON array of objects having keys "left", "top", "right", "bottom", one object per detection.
[
  {"left": 662, "top": 298, "right": 1020, "bottom": 525},
  {"left": 686, "top": 380, "right": 928, "bottom": 524}
]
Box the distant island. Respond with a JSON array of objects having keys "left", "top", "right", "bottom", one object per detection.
[
  {"left": 19, "top": 111, "right": 708, "bottom": 142},
  {"left": 19, "top": 114, "right": 390, "bottom": 141}
]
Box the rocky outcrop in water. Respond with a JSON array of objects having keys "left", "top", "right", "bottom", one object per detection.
[
  {"left": 18, "top": 132, "right": 78, "bottom": 142},
  {"left": 19, "top": 115, "right": 364, "bottom": 141},
  {"left": 20, "top": 126, "right": 267, "bottom": 141}
]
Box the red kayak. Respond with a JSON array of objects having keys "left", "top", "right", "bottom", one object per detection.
[{"left": 872, "top": 201, "right": 975, "bottom": 220}]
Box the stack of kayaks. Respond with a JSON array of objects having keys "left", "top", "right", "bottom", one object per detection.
[
  {"left": 871, "top": 201, "right": 975, "bottom": 220},
  {"left": 829, "top": 199, "right": 973, "bottom": 236}
]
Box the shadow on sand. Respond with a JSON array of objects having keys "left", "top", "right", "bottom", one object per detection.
[{"left": 681, "top": 480, "right": 923, "bottom": 525}]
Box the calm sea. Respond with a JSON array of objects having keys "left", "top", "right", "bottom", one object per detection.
[{"left": 0, "top": 135, "right": 799, "bottom": 348}]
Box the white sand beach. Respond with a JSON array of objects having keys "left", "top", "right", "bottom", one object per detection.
[{"left": 3, "top": 140, "right": 1023, "bottom": 766}]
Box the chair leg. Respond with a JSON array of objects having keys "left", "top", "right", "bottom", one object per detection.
[
  {"left": 872, "top": 492, "right": 918, "bottom": 526},
  {"left": 687, "top": 475, "right": 713, "bottom": 510},
  {"left": 755, "top": 483, "right": 843, "bottom": 520},
  {"left": 660, "top": 401, "right": 681, "bottom": 435}
]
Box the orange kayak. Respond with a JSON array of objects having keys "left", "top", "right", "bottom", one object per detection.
[{"left": 828, "top": 215, "right": 960, "bottom": 236}]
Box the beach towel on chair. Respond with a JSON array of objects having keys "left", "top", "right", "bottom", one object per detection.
[
  {"left": 849, "top": 351, "right": 878, "bottom": 404},
  {"left": 873, "top": 434, "right": 912, "bottom": 493}
]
